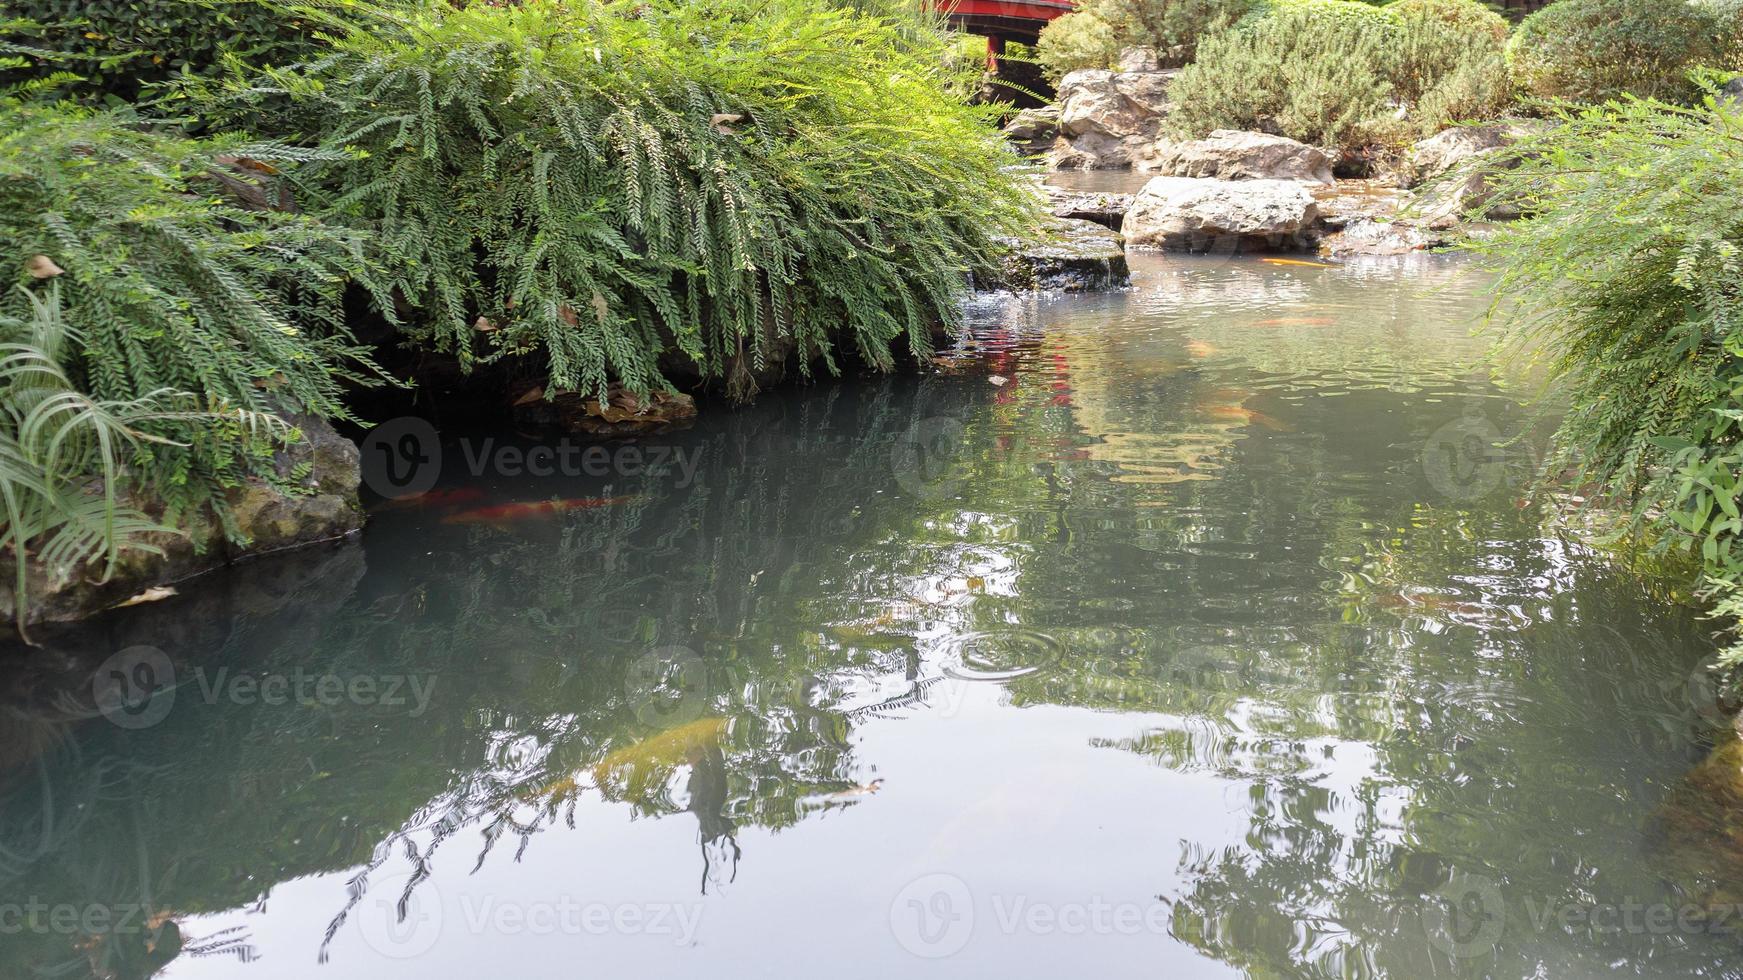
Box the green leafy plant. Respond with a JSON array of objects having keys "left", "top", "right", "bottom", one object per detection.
[
  {"left": 1693, "top": 0, "right": 1743, "bottom": 71},
  {"left": 1506, "top": 0, "right": 1720, "bottom": 103},
  {"left": 1036, "top": 0, "right": 1257, "bottom": 80},
  {"left": 1167, "top": 5, "right": 1398, "bottom": 149},
  {"left": 0, "top": 98, "right": 385, "bottom": 533},
  {"left": 223, "top": 0, "right": 1036, "bottom": 400},
  {"left": 1036, "top": 10, "right": 1124, "bottom": 79},
  {"left": 0, "top": 285, "right": 180, "bottom": 638},
  {"left": 1469, "top": 91, "right": 1743, "bottom": 667},
  {"left": 1385, "top": 0, "right": 1508, "bottom": 43},
  {"left": 1169, "top": 0, "right": 1511, "bottom": 150}
]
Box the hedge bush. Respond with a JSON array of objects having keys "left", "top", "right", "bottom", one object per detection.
[
  {"left": 1036, "top": 10, "right": 1123, "bottom": 79},
  {"left": 1168, "top": 0, "right": 1509, "bottom": 150},
  {"left": 1385, "top": 0, "right": 1508, "bottom": 43},
  {"left": 1036, "top": 0, "right": 1256, "bottom": 80},
  {"left": 1693, "top": 0, "right": 1743, "bottom": 70},
  {"left": 1506, "top": 0, "right": 1719, "bottom": 103},
  {"left": 219, "top": 0, "right": 1037, "bottom": 400}
]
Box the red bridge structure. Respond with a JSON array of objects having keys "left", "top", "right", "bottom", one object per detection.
[{"left": 936, "top": 0, "right": 1076, "bottom": 68}]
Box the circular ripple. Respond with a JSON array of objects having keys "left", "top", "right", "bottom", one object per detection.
[{"left": 942, "top": 629, "right": 1065, "bottom": 682}]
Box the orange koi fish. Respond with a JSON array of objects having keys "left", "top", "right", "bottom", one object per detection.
[
  {"left": 440, "top": 495, "right": 640, "bottom": 526},
  {"left": 1201, "top": 405, "right": 1294, "bottom": 432},
  {"left": 1259, "top": 258, "right": 1338, "bottom": 269},
  {"left": 380, "top": 487, "right": 487, "bottom": 510}
]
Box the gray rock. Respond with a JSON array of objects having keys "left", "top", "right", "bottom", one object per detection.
[
  {"left": 1052, "top": 69, "right": 1176, "bottom": 170},
  {"left": 1124, "top": 176, "right": 1320, "bottom": 252},
  {"left": 1, "top": 415, "right": 365, "bottom": 628},
  {"left": 1402, "top": 125, "right": 1511, "bottom": 189},
  {"left": 1321, "top": 218, "right": 1445, "bottom": 257},
  {"left": 1723, "top": 76, "right": 1743, "bottom": 111},
  {"left": 993, "top": 218, "right": 1130, "bottom": 292},
  {"left": 1143, "top": 130, "right": 1335, "bottom": 185},
  {"left": 1117, "top": 46, "right": 1163, "bottom": 73},
  {"left": 1003, "top": 105, "right": 1060, "bottom": 157},
  {"left": 1311, "top": 179, "right": 1411, "bottom": 230},
  {"left": 1045, "top": 185, "right": 1134, "bottom": 231}
]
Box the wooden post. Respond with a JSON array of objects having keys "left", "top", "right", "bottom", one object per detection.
[{"left": 987, "top": 35, "right": 1005, "bottom": 73}]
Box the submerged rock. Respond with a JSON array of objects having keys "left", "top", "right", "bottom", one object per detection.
[
  {"left": 1143, "top": 130, "right": 1335, "bottom": 185},
  {"left": 1045, "top": 186, "right": 1134, "bottom": 231},
  {"left": 1320, "top": 217, "right": 1444, "bottom": 258},
  {"left": 1649, "top": 734, "right": 1743, "bottom": 916},
  {"left": 1123, "top": 176, "right": 1319, "bottom": 252},
  {"left": 993, "top": 217, "right": 1130, "bottom": 291},
  {"left": 1, "top": 416, "right": 365, "bottom": 629}
]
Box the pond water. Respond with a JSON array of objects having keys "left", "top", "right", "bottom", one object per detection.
[{"left": 2, "top": 253, "right": 1737, "bottom": 979}]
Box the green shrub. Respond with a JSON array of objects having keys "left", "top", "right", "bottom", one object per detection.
[
  {"left": 0, "top": 286, "right": 177, "bottom": 636},
  {"left": 1250, "top": 0, "right": 1401, "bottom": 31},
  {"left": 1693, "top": 0, "right": 1743, "bottom": 70},
  {"left": 0, "top": 99, "right": 384, "bottom": 532},
  {"left": 1168, "top": 0, "right": 1508, "bottom": 149},
  {"left": 221, "top": 0, "right": 1036, "bottom": 400},
  {"left": 1388, "top": 4, "right": 1513, "bottom": 129},
  {"left": 1037, "top": 0, "right": 1256, "bottom": 80},
  {"left": 1168, "top": 7, "right": 1395, "bottom": 149},
  {"left": 1037, "top": 10, "right": 1123, "bottom": 79},
  {"left": 1469, "top": 92, "right": 1743, "bottom": 667},
  {"left": 1506, "top": 0, "right": 1719, "bottom": 103},
  {"left": 1385, "top": 0, "right": 1509, "bottom": 43}
]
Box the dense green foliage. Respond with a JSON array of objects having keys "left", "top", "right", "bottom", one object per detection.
[
  {"left": 1167, "top": 0, "right": 1510, "bottom": 150},
  {"left": 1507, "top": 0, "right": 1720, "bottom": 103},
  {"left": 224, "top": 0, "right": 1034, "bottom": 399},
  {"left": 0, "top": 0, "right": 375, "bottom": 103},
  {"left": 1036, "top": 11, "right": 1124, "bottom": 80},
  {"left": 0, "top": 99, "right": 385, "bottom": 606},
  {"left": 1694, "top": 0, "right": 1743, "bottom": 70},
  {"left": 1037, "top": 0, "right": 1257, "bottom": 79},
  {"left": 1471, "top": 92, "right": 1743, "bottom": 666},
  {"left": 1387, "top": 0, "right": 1508, "bottom": 42},
  {"left": 0, "top": 287, "right": 176, "bottom": 632}
]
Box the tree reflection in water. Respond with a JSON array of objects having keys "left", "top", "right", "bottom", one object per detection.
[{"left": 0, "top": 255, "right": 1733, "bottom": 978}]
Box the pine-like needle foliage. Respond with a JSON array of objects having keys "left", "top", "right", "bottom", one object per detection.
[
  {"left": 227, "top": 0, "right": 1038, "bottom": 399},
  {"left": 1470, "top": 91, "right": 1743, "bottom": 664},
  {"left": 0, "top": 98, "right": 386, "bottom": 529}
]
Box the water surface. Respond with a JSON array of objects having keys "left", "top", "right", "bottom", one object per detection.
[{"left": 2, "top": 253, "right": 1734, "bottom": 979}]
